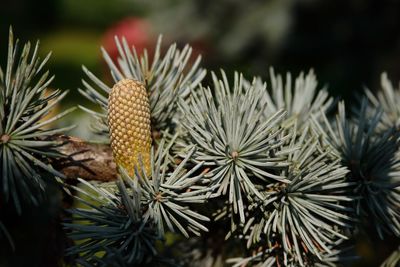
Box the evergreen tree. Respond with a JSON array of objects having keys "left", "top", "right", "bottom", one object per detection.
[{"left": 0, "top": 27, "right": 399, "bottom": 267}]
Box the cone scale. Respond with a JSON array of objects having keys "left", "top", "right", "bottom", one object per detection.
[{"left": 108, "top": 79, "right": 152, "bottom": 176}]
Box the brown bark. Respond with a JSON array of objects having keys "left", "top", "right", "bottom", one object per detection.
[{"left": 51, "top": 135, "right": 117, "bottom": 181}]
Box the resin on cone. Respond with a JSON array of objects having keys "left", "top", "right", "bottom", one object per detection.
[{"left": 108, "top": 79, "right": 152, "bottom": 176}]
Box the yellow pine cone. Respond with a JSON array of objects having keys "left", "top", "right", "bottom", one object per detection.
[{"left": 108, "top": 79, "right": 152, "bottom": 177}]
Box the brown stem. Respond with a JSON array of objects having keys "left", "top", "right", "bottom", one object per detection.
[{"left": 50, "top": 135, "right": 117, "bottom": 182}]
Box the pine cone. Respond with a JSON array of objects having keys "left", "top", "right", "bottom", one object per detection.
[{"left": 108, "top": 79, "right": 152, "bottom": 176}]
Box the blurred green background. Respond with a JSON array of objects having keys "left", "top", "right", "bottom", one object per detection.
[
  {"left": 1, "top": 0, "right": 400, "bottom": 266},
  {"left": 2, "top": 0, "right": 400, "bottom": 106}
]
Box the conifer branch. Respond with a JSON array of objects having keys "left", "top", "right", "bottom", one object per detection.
[
  {"left": 0, "top": 27, "right": 75, "bottom": 212},
  {"left": 1, "top": 27, "right": 400, "bottom": 267}
]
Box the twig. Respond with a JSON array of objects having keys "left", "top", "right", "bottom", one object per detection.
[{"left": 50, "top": 135, "right": 117, "bottom": 181}]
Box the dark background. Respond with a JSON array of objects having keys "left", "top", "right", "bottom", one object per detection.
[
  {"left": 2, "top": 0, "right": 400, "bottom": 104},
  {"left": 1, "top": 0, "right": 400, "bottom": 266}
]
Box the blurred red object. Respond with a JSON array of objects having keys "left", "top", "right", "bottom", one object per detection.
[{"left": 102, "top": 17, "right": 154, "bottom": 62}]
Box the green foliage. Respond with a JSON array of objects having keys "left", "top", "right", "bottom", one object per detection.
[
  {"left": 227, "top": 245, "right": 352, "bottom": 267},
  {"left": 0, "top": 28, "right": 75, "bottom": 213},
  {"left": 70, "top": 46, "right": 400, "bottom": 265},
  {"left": 134, "top": 140, "right": 212, "bottom": 238},
  {"left": 1, "top": 29, "right": 400, "bottom": 267},
  {"left": 79, "top": 35, "right": 206, "bottom": 137},
  {"left": 252, "top": 68, "right": 333, "bottom": 128},
  {"left": 236, "top": 126, "right": 354, "bottom": 266},
  {"left": 314, "top": 100, "right": 400, "bottom": 239},
  {"left": 65, "top": 141, "right": 212, "bottom": 265},
  {"left": 65, "top": 177, "right": 160, "bottom": 266},
  {"left": 178, "top": 71, "right": 291, "bottom": 224},
  {"left": 365, "top": 73, "right": 400, "bottom": 130}
]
